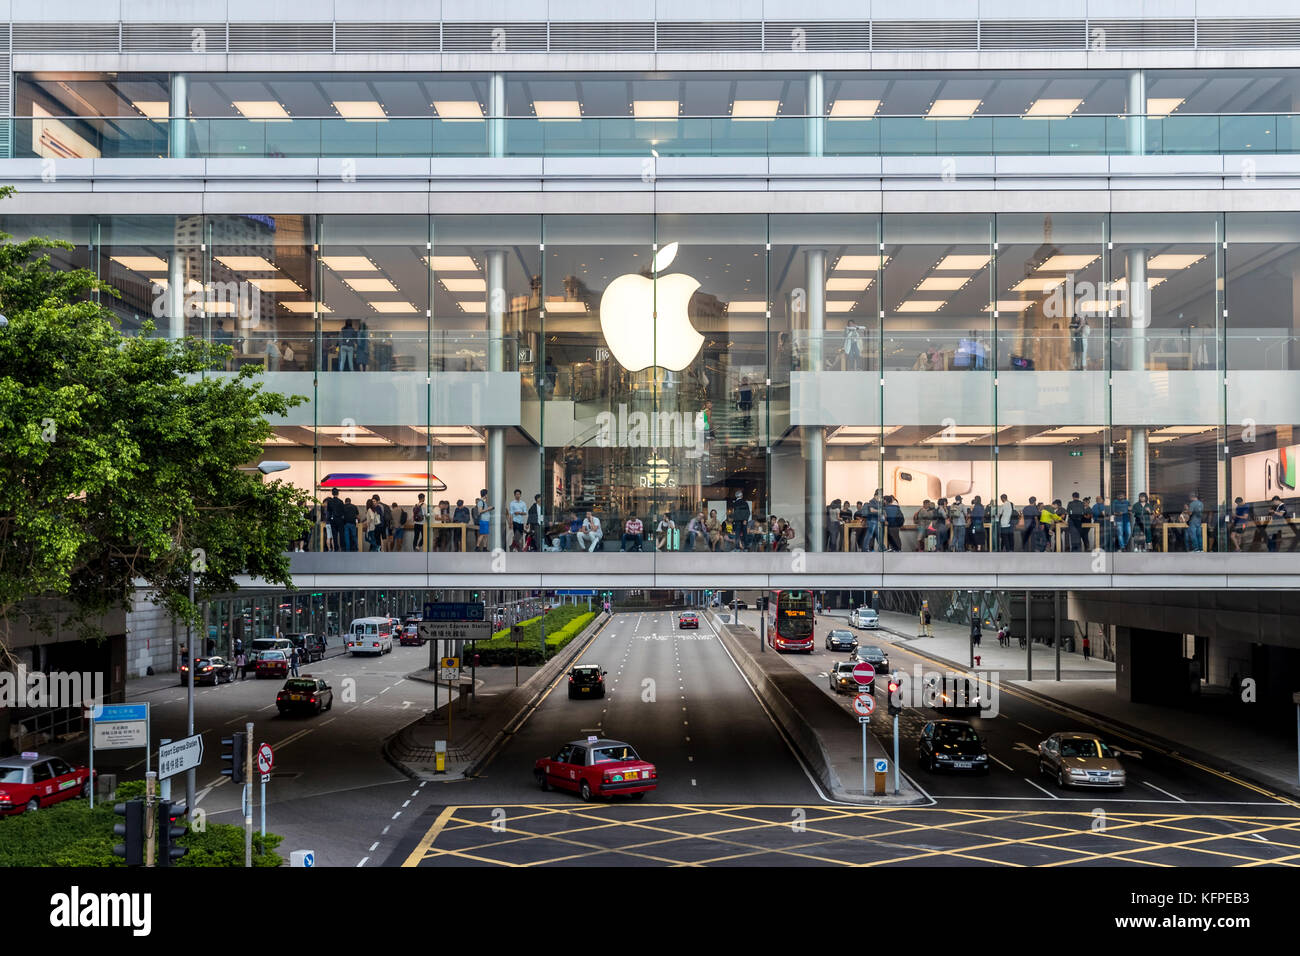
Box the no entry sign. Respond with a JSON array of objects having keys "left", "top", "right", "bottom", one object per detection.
[{"left": 852, "top": 661, "right": 876, "bottom": 685}]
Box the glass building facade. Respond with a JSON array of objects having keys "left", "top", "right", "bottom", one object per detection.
[{"left": 8, "top": 204, "right": 1299, "bottom": 559}]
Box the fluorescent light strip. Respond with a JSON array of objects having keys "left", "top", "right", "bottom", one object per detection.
[
  {"left": 109, "top": 255, "right": 169, "bottom": 272},
  {"left": 834, "top": 255, "right": 890, "bottom": 271},
  {"left": 332, "top": 100, "right": 387, "bottom": 120},
  {"left": 279, "top": 301, "right": 332, "bottom": 313},
  {"left": 232, "top": 101, "right": 290, "bottom": 120},
  {"left": 982, "top": 300, "right": 1036, "bottom": 313},
  {"left": 633, "top": 100, "right": 679, "bottom": 119},
  {"left": 894, "top": 300, "right": 946, "bottom": 313},
  {"left": 828, "top": 99, "right": 881, "bottom": 119},
  {"left": 1035, "top": 254, "right": 1099, "bottom": 272},
  {"left": 426, "top": 256, "right": 479, "bottom": 272},
  {"left": 926, "top": 99, "right": 981, "bottom": 119},
  {"left": 543, "top": 301, "right": 588, "bottom": 313},
  {"left": 914, "top": 276, "right": 969, "bottom": 292},
  {"left": 439, "top": 277, "right": 487, "bottom": 292},
  {"left": 934, "top": 254, "right": 991, "bottom": 271},
  {"left": 731, "top": 100, "right": 780, "bottom": 120},
  {"left": 725, "top": 301, "right": 768, "bottom": 313},
  {"left": 245, "top": 277, "right": 303, "bottom": 292},
  {"left": 1146, "top": 254, "right": 1206, "bottom": 271},
  {"left": 214, "top": 255, "right": 278, "bottom": 272},
  {"left": 342, "top": 277, "right": 399, "bottom": 293},
  {"left": 131, "top": 100, "right": 170, "bottom": 119},
  {"left": 368, "top": 301, "right": 417, "bottom": 314},
  {"left": 432, "top": 101, "right": 484, "bottom": 120},
  {"left": 320, "top": 256, "right": 377, "bottom": 272},
  {"left": 1023, "top": 98, "right": 1083, "bottom": 118},
  {"left": 826, "top": 277, "right": 874, "bottom": 292},
  {"left": 1010, "top": 276, "right": 1067, "bottom": 294},
  {"left": 533, "top": 100, "right": 582, "bottom": 120}
]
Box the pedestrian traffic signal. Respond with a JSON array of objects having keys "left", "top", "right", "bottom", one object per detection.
[
  {"left": 222, "top": 732, "right": 246, "bottom": 784},
  {"left": 157, "top": 800, "right": 188, "bottom": 866},
  {"left": 887, "top": 678, "right": 902, "bottom": 717},
  {"left": 112, "top": 799, "right": 145, "bottom": 866}
]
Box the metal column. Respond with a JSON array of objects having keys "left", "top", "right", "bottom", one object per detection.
[
  {"left": 169, "top": 73, "right": 188, "bottom": 160},
  {"left": 807, "top": 72, "right": 824, "bottom": 158},
  {"left": 805, "top": 249, "right": 827, "bottom": 551},
  {"left": 1126, "top": 248, "right": 1150, "bottom": 500},
  {"left": 1127, "top": 70, "right": 1146, "bottom": 156},
  {"left": 488, "top": 73, "right": 505, "bottom": 158},
  {"left": 487, "top": 249, "right": 507, "bottom": 551}
]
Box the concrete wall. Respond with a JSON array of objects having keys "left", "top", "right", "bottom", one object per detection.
[{"left": 124, "top": 598, "right": 177, "bottom": 678}]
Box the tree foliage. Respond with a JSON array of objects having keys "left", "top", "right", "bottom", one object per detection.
[{"left": 0, "top": 186, "right": 309, "bottom": 656}]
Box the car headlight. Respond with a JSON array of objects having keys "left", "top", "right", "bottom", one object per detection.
[
  {"left": 936, "top": 754, "right": 951, "bottom": 760},
  {"left": 974, "top": 754, "right": 988, "bottom": 761},
  {"left": 1069, "top": 769, "right": 1087, "bottom": 776}
]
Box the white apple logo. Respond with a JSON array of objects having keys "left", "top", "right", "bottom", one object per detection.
[{"left": 598, "top": 242, "right": 704, "bottom": 372}]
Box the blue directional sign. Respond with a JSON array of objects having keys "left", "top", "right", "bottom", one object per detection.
[
  {"left": 874, "top": 758, "right": 889, "bottom": 773},
  {"left": 93, "top": 703, "right": 148, "bottom": 722},
  {"left": 423, "top": 602, "right": 486, "bottom": 621}
]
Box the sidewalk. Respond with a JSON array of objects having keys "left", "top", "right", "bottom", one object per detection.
[{"left": 854, "top": 608, "right": 1300, "bottom": 798}]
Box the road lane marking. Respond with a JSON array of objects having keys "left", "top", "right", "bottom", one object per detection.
[
  {"left": 369, "top": 842, "right": 379, "bottom": 852},
  {"left": 271, "top": 727, "right": 315, "bottom": 749},
  {"left": 1142, "top": 781, "right": 1185, "bottom": 802},
  {"left": 989, "top": 755, "right": 1015, "bottom": 772},
  {"left": 1024, "top": 777, "right": 1058, "bottom": 799},
  {"left": 357, "top": 857, "right": 369, "bottom": 867},
  {"left": 691, "top": 779, "right": 697, "bottom": 786},
  {"left": 393, "top": 811, "right": 402, "bottom": 819},
  {"left": 1017, "top": 722, "right": 1040, "bottom": 734},
  {"left": 224, "top": 714, "right": 250, "bottom": 725},
  {"left": 403, "top": 800, "right": 411, "bottom": 808}
]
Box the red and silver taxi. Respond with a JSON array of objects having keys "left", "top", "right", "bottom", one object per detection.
[
  {"left": 0, "top": 753, "right": 95, "bottom": 815},
  {"left": 255, "top": 649, "right": 290, "bottom": 679},
  {"left": 678, "top": 611, "right": 699, "bottom": 629},
  {"left": 535, "top": 738, "right": 657, "bottom": 802}
]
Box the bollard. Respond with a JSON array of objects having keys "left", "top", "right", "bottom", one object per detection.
[
  {"left": 435, "top": 739, "right": 447, "bottom": 774},
  {"left": 290, "top": 849, "right": 315, "bottom": 867}
]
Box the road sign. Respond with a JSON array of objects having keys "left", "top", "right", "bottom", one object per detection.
[
  {"left": 441, "top": 657, "right": 460, "bottom": 669},
  {"left": 852, "top": 661, "right": 876, "bottom": 685},
  {"left": 852, "top": 693, "right": 875, "bottom": 717},
  {"left": 874, "top": 758, "right": 889, "bottom": 773},
  {"left": 158, "top": 733, "right": 204, "bottom": 779},
  {"left": 423, "top": 602, "right": 485, "bottom": 621},
  {"left": 510, "top": 625, "right": 526, "bottom": 643},
  {"left": 420, "top": 621, "right": 491, "bottom": 643},
  {"left": 858, "top": 716, "right": 870, "bottom": 724},
  {"left": 92, "top": 702, "right": 150, "bottom": 751},
  {"left": 257, "top": 743, "right": 274, "bottom": 775}
]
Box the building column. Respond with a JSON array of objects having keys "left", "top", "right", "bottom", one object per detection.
[
  {"left": 488, "top": 73, "right": 505, "bottom": 158},
  {"left": 1127, "top": 69, "right": 1145, "bottom": 156},
  {"left": 805, "top": 248, "right": 826, "bottom": 550},
  {"left": 169, "top": 73, "right": 188, "bottom": 159},
  {"left": 1126, "top": 247, "right": 1149, "bottom": 499},
  {"left": 807, "top": 72, "right": 824, "bottom": 158},
  {"left": 487, "top": 248, "right": 507, "bottom": 549}
]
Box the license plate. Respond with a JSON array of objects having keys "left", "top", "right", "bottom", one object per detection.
[
  {"left": 290, "top": 694, "right": 303, "bottom": 701},
  {"left": 581, "top": 687, "right": 589, "bottom": 693},
  {"left": 953, "top": 761, "right": 973, "bottom": 769}
]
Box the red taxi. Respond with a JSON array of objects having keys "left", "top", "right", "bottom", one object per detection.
[
  {"left": 678, "top": 611, "right": 699, "bottom": 629},
  {"left": 0, "top": 753, "right": 95, "bottom": 815},
  {"left": 399, "top": 624, "right": 424, "bottom": 647},
  {"left": 535, "top": 738, "right": 657, "bottom": 802},
  {"left": 255, "top": 649, "right": 290, "bottom": 679}
]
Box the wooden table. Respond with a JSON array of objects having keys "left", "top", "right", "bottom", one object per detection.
[{"left": 426, "top": 522, "right": 469, "bottom": 552}]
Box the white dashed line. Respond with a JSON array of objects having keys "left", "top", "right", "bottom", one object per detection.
[
  {"left": 691, "top": 779, "right": 697, "bottom": 786},
  {"left": 1017, "top": 722, "right": 1041, "bottom": 734},
  {"left": 369, "top": 842, "right": 379, "bottom": 852},
  {"left": 357, "top": 857, "right": 369, "bottom": 867},
  {"left": 392, "top": 811, "right": 402, "bottom": 819},
  {"left": 1142, "top": 781, "right": 1185, "bottom": 802},
  {"left": 382, "top": 826, "right": 390, "bottom": 835},
  {"left": 402, "top": 800, "right": 411, "bottom": 808},
  {"left": 1023, "top": 777, "right": 1059, "bottom": 799}
]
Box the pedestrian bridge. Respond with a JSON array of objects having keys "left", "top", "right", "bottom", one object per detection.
[{"left": 232, "top": 551, "right": 1300, "bottom": 592}]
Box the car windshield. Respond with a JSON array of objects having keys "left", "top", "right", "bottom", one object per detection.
[
  {"left": 858, "top": 608, "right": 876, "bottom": 616},
  {"left": 262, "top": 651, "right": 285, "bottom": 661},
  {"left": 836, "top": 663, "right": 857, "bottom": 674},
  {"left": 863, "top": 647, "right": 884, "bottom": 656},
  {"left": 935, "top": 725, "right": 981, "bottom": 744},
  {"left": 0, "top": 766, "right": 26, "bottom": 783},
  {"left": 593, "top": 744, "right": 639, "bottom": 763},
  {"left": 283, "top": 680, "right": 317, "bottom": 692},
  {"left": 573, "top": 667, "right": 600, "bottom": 681},
  {"left": 1060, "top": 738, "right": 1107, "bottom": 759},
  {"left": 831, "top": 630, "right": 853, "bottom": 639},
  {"left": 250, "top": 639, "right": 278, "bottom": 651}
]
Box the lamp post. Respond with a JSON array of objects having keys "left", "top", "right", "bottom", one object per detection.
[{"left": 186, "top": 460, "right": 290, "bottom": 814}]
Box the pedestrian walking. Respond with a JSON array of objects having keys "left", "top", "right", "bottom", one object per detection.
[
  {"left": 1082, "top": 634, "right": 1091, "bottom": 661},
  {"left": 236, "top": 650, "right": 247, "bottom": 680},
  {"left": 969, "top": 616, "right": 981, "bottom": 647},
  {"left": 922, "top": 606, "right": 933, "bottom": 637},
  {"left": 290, "top": 646, "right": 301, "bottom": 677}
]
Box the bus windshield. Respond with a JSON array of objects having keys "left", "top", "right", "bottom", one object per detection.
[{"left": 776, "top": 591, "right": 814, "bottom": 637}]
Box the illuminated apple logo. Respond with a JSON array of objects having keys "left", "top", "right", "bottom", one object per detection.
[{"left": 598, "top": 242, "right": 704, "bottom": 372}]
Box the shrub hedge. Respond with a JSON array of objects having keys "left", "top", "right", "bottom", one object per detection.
[
  {"left": 0, "top": 780, "right": 282, "bottom": 867},
  {"left": 473, "top": 605, "right": 599, "bottom": 666}
]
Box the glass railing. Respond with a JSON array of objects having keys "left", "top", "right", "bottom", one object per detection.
[
  {"left": 170, "top": 329, "right": 520, "bottom": 373},
  {"left": 13, "top": 114, "right": 1300, "bottom": 160}
]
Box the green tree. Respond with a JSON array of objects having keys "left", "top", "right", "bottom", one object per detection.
[{"left": 0, "top": 186, "right": 309, "bottom": 659}]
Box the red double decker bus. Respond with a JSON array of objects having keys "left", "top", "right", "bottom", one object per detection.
[{"left": 768, "top": 589, "right": 815, "bottom": 652}]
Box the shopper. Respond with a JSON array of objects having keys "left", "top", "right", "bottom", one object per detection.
[
  {"left": 730, "top": 491, "right": 751, "bottom": 551},
  {"left": 527, "top": 494, "right": 545, "bottom": 552},
  {"left": 1186, "top": 492, "right": 1204, "bottom": 552},
  {"left": 1131, "top": 493, "right": 1151, "bottom": 552},
  {"left": 969, "top": 496, "right": 985, "bottom": 551},
  {"left": 390, "top": 501, "right": 406, "bottom": 552},
  {"left": 412, "top": 493, "right": 426, "bottom": 552},
  {"left": 622, "top": 513, "right": 644, "bottom": 551},
  {"left": 998, "top": 494, "right": 1015, "bottom": 552},
  {"left": 706, "top": 509, "right": 724, "bottom": 550},
  {"left": 1021, "top": 497, "right": 1039, "bottom": 551},
  {"left": 1230, "top": 496, "right": 1249, "bottom": 551},
  {"left": 325, "top": 488, "right": 346, "bottom": 553},
  {"left": 507, "top": 489, "right": 528, "bottom": 551},
  {"left": 949, "top": 495, "right": 967, "bottom": 552},
  {"left": 473, "top": 488, "right": 493, "bottom": 551},
  {"left": 864, "top": 490, "right": 883, "bottom": 553},
  {"left": 578, "top": 511, "right": 603, "bottom": 553},
  {"left": 826, "top": 498, "right": 843, "bottom": 551},
  {"left": 1268, "top": 495, "right": 1287, "bottom": 552},
  {"left": 1112, "top": 492, "right": 1132, "bottom": 552},
  {"left": 921, "top": 605, "right": 933, "bottom": 637},
  {"left": 655, "top": 513, "right": 676, "bottom": 550},
  {"left": 342, "top": 496, "right": 359, "bottom": 552},
  {"left": 1066, "top": 492, "right": 1085, "bottom": 552}
]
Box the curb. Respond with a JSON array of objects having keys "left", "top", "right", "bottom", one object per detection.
[
  {"left": 707, "top": 611, "right": 926, "bottom": 806},
  {"left": 381, "top": 613, "right": 610, "bottom": 781}
]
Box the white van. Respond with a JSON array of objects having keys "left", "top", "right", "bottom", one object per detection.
[{"left": 347, "top": 617, "right": 394, "bottom": 656}]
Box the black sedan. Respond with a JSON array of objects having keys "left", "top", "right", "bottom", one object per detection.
[
  {"left": 179, "top": 657, "right": 234, "bottom": 686},
  {"left": 918, "top": 720, "right": 990, "bottom": 774},
  {"left": 568, "top": 664, "right": 607, "bottom": 699},
  {"left": 856, "top": 645, "right": 890, "bottom": 673},
  {"left": 825, "top": 629, "right": 858, "bottom": 652},
  {"left": 277, "top": 677, "right": 334, "bottom": 716}
]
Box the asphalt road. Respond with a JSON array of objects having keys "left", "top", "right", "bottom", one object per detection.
[{"left": 394, "top": 610, "right": 1300, "bottom": 867}]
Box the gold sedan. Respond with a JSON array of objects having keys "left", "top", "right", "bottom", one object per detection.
[{"left": 1038, "top": 732, "right": 1126, "bottom": 790}]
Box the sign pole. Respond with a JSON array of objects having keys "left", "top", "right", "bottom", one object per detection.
[
  {"left": 145, "top": 771, "right": 157, "bottom": 867},
  {"left": 893, "top": 713, "right": 900, "bottom": 795},
  {"left": 244, "top": 720, "right": 253, "bottom": 868},
  {"left": 260, "top": 774, "right": 266, "bottom": 838},
  {"left": 861, "top": 720, "right": 867, "bottom": 796},
  {"left": 88, "top": 714, "right": 95, "bottom": 809},
  {"left": 759, "top": 603, "right": 766, "bottom": 653}
]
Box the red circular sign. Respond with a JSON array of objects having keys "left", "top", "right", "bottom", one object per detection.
[
  {"left": 257, "top": 743, "right": 274, "bottom": 774},
  {"left": 852, "top": 661, "right": 876, "bottom": 685},
  {"left": 853, "top": 693, "right": 875, "bottom": 716}
]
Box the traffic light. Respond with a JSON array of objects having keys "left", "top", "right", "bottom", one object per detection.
[
  {"left": 156, "top": 801, "right": 188, "bottom": 866},
  {"left": 112, "top": 799, "right": 145, "bottom": 866},
  {"left": 887, "top": 677, "right": 902, "bottom": 717},
  {"left": 471, "top": 590, "right": 480, "bottom": 602},
  {"left": 221, "top": 732, "right": 247, "bottom": 784}
]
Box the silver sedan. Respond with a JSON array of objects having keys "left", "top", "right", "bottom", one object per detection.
[{"left": 1038, "top": 732, "right": 1126, "bottom": 789}]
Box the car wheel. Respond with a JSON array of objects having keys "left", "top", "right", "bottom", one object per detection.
[
  {"left": 579, "top": 780, "right": 594, "bottom": 802},
  {"left": 1057, "top": 767, "right": 1068, "bottom": 789},
  {"left": 25, "top": 797, "right": 39, "bottom": 813},
  {"left": 326, "top": 697, "right": 332, "bottom": 711},
  {"left": 536, "top": 771, "right": 550, "bottom": 792},
  {"left": 82, "top": 780, "right": 93, "bottom": 798},
  {"left": 930, "top": 756, "right": 939, "bottom": 773},
  {"left": 315, "top": 702, "right": 323, "bottom": 715}
]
